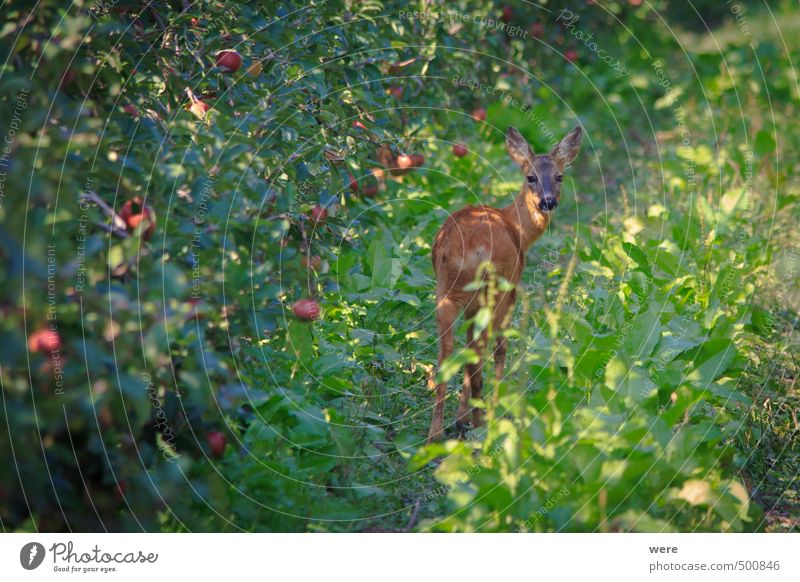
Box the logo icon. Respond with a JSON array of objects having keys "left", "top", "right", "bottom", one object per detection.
[{"left": 20, "top": 542, "right": 46, "bottom": 570}]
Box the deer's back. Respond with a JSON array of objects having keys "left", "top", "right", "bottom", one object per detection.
[{"left": 432, "top": 205, "right": 524, "bottom": 293}]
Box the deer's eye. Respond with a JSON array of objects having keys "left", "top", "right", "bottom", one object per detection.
[
  {"left": 527, "top": 175, "right": 538, "bottom": 184},
  {"left": 555, "top": 175, "right": 563, "bottom": 183}
]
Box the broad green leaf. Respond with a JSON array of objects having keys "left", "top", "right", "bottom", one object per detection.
[
  {"left": 437, "top": 348, "right": 479, "bottom": 384},
  {"left": 287, "top": 319, "right": 314, "bottom": 363},
  {"left": 688, "top": 339, "right": 736, "bottom": 387},
  {"left": 621, "top": 242, "right": 653, "bottom": 277},
  {"left": 472, "top": 307, "right": 492, "bottom": 333},
  {"left": 605, "top": 358, "right": 652, "bottom": 402},
  {"left": 622, "top": 305, "right": 661, "bottom": 359}
]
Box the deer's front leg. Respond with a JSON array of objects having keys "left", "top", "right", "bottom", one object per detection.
[
  {"left": 428, "top": 296, "right": 458, "bottom": 443},
  {"left": 457, "top": 325, "right": 487, "bottom": 434},
  {"left": 480, "top": 291, "right": 515, "bottom": 427},
  {"left": 494, "top": 336, "right": 508, "bottom": 380},
  {"left": 456, "top": 325, "right": 477, "bottom": 432}
]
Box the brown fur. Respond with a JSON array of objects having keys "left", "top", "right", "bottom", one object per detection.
[{"left": 427, "top": 126, "right": 582, "bottom": 442}]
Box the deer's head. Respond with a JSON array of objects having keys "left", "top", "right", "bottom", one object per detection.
[{"left": 505, "top": 126, "right": 583, "bottom": 214}]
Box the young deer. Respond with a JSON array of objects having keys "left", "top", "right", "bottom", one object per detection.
[{"left": 428, "top": 126, "right": 583, "bottom": 442}]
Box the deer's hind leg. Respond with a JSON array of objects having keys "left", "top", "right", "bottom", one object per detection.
[
  {"left": 428, "top": 294, "right": 459, "bottom": 443},
  {"left": 471, "top": 290, "right": 515, "bottom": 427}
]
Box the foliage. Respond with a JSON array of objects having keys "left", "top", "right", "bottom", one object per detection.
[{"left": 0, "top": 0, "right": 797, "bottom": 532}]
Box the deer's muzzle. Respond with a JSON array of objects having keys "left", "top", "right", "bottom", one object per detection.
[{"left": 539, "top": 197, "right": 558, "bottom": 212}]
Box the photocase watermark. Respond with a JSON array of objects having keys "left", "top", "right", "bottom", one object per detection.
[
  {"left": 74, "top": 177, "right": 93, "bottom": 294},
  {"left": 190, "top": 175, "right": 215, "bottom": 299},
  {"left": 525, "top": 245, "right": 560, "bottom": 292},
  {"left": 143, "top": 372, "right": 180, "bottom": 462},
  {"left": 20, "top": 540, "right": 159, "bottom": 573},
  {"left": 20, "top": 542, "right": 46, "bottom": 570},
  {"left": 556, "top": 9, "right": 629, "bottom": 77},
  {"left": 46, "top": 244, "right": 65, "bottom": 395},
  {"left": 651, "top": 59, "right": 696, "bottom": 197},
  {"left": 513, "top": 485, "right": 570, "bottom": 531},
  {"left": 399, "top": 10, "right": 529, "bottom": 40},
  {"left": 48, "top": 541, "right": 157, "bottom": 573},
  {"left": 726, "top": 0, "right": 751, "bottom": 36},
  {"left": 0, "top": 87, "right": 29, "bottom": 211},
  {"left": 711, "top": 148, "right": 755, "bottom": 301}
]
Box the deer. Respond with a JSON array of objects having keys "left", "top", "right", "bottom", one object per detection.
[{"left": 427, "top": 125, "right": 583, "bottom": 442}]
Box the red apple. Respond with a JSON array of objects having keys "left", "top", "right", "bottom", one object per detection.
[
  {"left": 310, "top": 205, "right": 328, "bottom": 223},
  {"left": 530, "top": 22, "right": 545, "bottom": 38},
  {"left": 501, "top": 5, "right": 513, "bottom": 22},
  {"left": 565, "top": 49, "right": 579, "bottom": 63},
  {"left": 388, "top": 85, "right": 403, "bottom": 99},
  {"left": 28, "top": 329, "right": 61, "bottom": 353},
  {"left": 216, "top": 49, "right": 242, "bottom": 72},
  {"left": 206, "top": 431, "right": 226, "bottom": 458},
  {"left": 396, "top": 154, "right": 414, "bottom": 169},
  {"left": 347, "top": 173, "right": 359, "bottom": 192},
  {"left": 471, "top": 107, "right": 486, "bottom": 122},
  {"left": 411, "top": 154, "right": 425, "bottom": 167},
  {"left": 119, "top": 196, "right": 156, "bottom": 240},
  {"left": 452, "top": 144, "right": 468, "bottom": 157},
  {"left": 189, "top": 99, "right": 211, "bottom": 119},
  {"left": 293, "top": 299, "right": 321, "bottom": 321}
]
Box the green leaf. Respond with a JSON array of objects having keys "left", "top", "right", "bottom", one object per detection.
[
  {"left": 368, "top": 240, "right": 401, "bottom": 291},
  {"left": 754, "top": 129, "right": 776, "bottom": 157},
  {"left": 622, "top": 305, "right": 661, "bottom": 359},
  {"left": 621, "top": 242, "right": 653, "bottom": 277},
  {"left": 688, "top": 339, "right": 736, "bottom": 387},
  {"left": 118, "top": 374, "right": 150, "bottom": 429},
  {"left": 394, "top": 293, "right": 421, "bottom": 307},
  {"left": 605, "top": 358, "right": 652, "bottom": 402},
  {"left": 108, "top": 245, "right": 124, "bottom": 269},
  {"left": 472, "top": 307, "right": 491, "bottom": 333},
  {"left": 437, "top": 348, "right": 479, "bottom": 384},
  {"left": 286, "top": 319, "right": 315, "bottom": 363}
]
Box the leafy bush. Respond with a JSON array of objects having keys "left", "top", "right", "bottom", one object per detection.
[{"left": 1, "top": 0, "right": 796, "bottom": 532}]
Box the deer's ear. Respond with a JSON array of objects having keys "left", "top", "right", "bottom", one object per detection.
[
  {"left": 552, "top": 126, "right": 582, "bottom": 167},
  {"left": 505, "top": 127, "right": 534, "bottom": 169}
]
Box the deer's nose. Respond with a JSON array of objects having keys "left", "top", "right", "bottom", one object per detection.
[{"left": 539, "top": 197, "right": 558, "bottom": 212}]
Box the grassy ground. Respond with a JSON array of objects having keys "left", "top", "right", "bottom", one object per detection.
[{"left": 738, "top": 312, "right": 800, "bottom": 531}]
